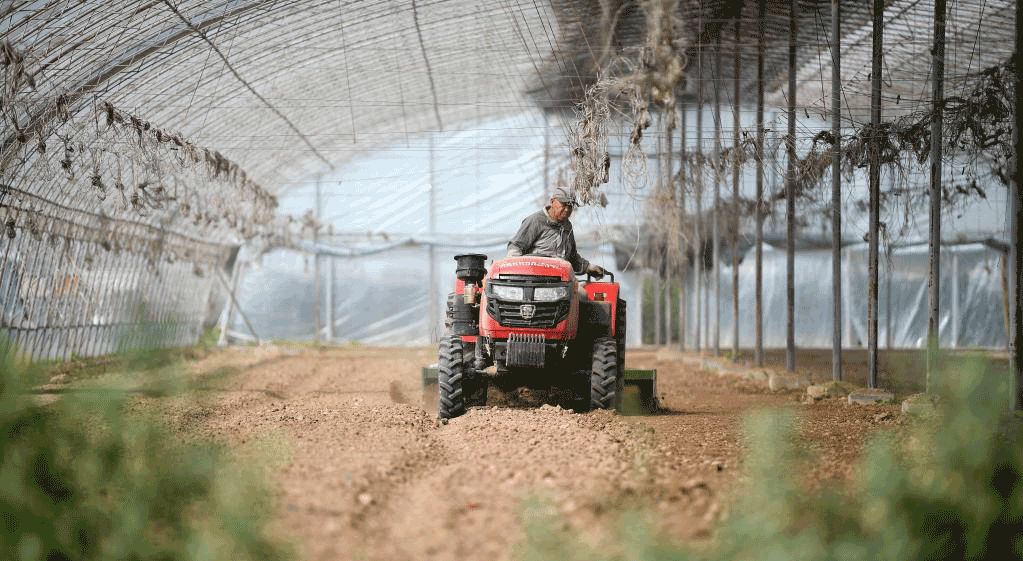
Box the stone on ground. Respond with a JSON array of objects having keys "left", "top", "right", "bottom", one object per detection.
[
  {"left": 901, "top": 393, "right": 938, "bottom": 415},
  {"left": 847, "top": 388, "right": 896, "bottom": 405}
]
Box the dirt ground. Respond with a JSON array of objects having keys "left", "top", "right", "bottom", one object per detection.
[{"left": 157, "top": 344, "right": 906, "bottom": 561}]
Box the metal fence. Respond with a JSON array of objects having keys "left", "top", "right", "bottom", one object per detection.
[{"left": 0, "top": 183, "right": 239, "bottom": 361}]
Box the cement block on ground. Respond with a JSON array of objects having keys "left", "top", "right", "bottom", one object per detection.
[
  {"left": 701, "top": 359, "right": 724, "bottom": 371},
  {"left": 769, "top": 371, "right": 810, "bottom": 391},
  {"left": 806, "top": 384, "right": 829, "bottom": 400},
  {"left": 806, "top": 381, "right": 859, "bottom": 401},
  {"left": 698, "top": 357, "right": 769, "bottom": 384},
  {"left": 716, "top": 365, "right": 748, "bottom": 377},
  {"left": 743, "top": 369, "right": 771, "bottom": 383},
  {"left": 901, "top": 393, "right": 938, "bottom": 416},
  {"left": 848, "top": 389, "right": 896, "bottom": 405}
]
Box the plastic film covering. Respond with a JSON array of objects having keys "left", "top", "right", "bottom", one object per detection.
[
  {"left": 0, "top": 1, "right": 560, "bottom": 358},
  {"left": 1, "top": 0, "right": 1016, "bottom": 360},
  {"left": 710, "top": 242, "right": 1007, "bottom": 350},
  {"left": 227, "top": 241, "right": 642, "bottom": 346},
  {"left": 1, "top": 1, "right": 558, "bottom": 190}
]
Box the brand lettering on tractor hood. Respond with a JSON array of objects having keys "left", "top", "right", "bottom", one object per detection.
[{"left": 499, "top": 261, "right": 562, "bottom": 269}]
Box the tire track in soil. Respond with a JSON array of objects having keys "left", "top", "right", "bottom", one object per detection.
[{"left": 175, "top": 346, "right": 892, "bottom": 561}]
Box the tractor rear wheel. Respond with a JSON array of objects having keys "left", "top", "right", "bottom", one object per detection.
[
  {"left": 614, "top": 299, "right": 627, "bottom": 410},
  {"left": 590, "top": 337, "right": 620, "bottom": 411}
]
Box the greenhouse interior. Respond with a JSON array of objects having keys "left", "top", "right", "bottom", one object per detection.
[
  {"left": 0, "top": 0, "right": 1019, "bottom": 392},
  {"left": 3, "top": 2, "right": 1023, "bottom": 561}
]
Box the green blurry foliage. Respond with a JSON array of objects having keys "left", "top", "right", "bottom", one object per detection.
[
  {"left": 0, "top": 348, "right": 289, "bottom": 561},
  {"left": 520, "top": 355, "right": 1023, "bottom": 561}
]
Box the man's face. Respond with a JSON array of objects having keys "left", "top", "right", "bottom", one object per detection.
[{"left": 549, "top": 198, "right": 574, "bottom": 222}]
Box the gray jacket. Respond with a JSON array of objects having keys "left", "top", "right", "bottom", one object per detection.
[{"left": 506, "top": 209, "right": 590, "bottom": 274}]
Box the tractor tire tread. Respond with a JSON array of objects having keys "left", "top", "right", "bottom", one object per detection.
[
  {"left": 438, "top": 335, "right": 466, "bottom": 419},
  {"left": 590, "top": 337, "right": 619, "bottom": 411}
]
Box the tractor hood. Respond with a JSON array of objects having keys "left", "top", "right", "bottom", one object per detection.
[{"left": 488, "top": 256, "right": 574, "bottom": 280}]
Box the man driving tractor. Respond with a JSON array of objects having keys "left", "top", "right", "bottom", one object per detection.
[
  {"left": 506, "top": 186, "right": 608, "bottom": 279},
  {"left": 433, "top": 185, "right": 656, "bottom": 420}
]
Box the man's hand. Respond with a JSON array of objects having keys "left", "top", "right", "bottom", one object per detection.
[{"left": 586, "top": 264, "right": 607, "bottom": 279}]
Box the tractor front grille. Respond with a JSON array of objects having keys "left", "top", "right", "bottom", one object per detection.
[
  {"left": 486, "top": 299, "right": 569, "bottom": 329},
  {"left": 506, "top": 332, "right": 546, "bottom": 367}
]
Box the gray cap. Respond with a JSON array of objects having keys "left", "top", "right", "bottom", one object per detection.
[{"left": 551, "top": 186, "right": 577, "bottom": 206}]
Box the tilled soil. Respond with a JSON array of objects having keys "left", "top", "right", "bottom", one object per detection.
[{"left": 164, "top": 345, "right": 904, "bottom": 561}]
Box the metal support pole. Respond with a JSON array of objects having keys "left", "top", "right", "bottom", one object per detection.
[
  {"left": 785, "top": 0, "right": 798, "bottom": 373},
  {"left": 695, "top": 19, "right": 704, "bottom": 354},
  {"left": 699, "top": 261, "right": 707, "bottom": 348},
  {"left": 1012, "top": 0, "right": 1021, "bottom": 411},
  {"left": 831, "top": 0, "right": 843, "bottom": 381},
  {"left": 952, "top": 252, "right": 960, "bottom": 349},
  {"left": 226, "top": 261, "right": 244, "bottom": 344},
  {"left": 732, "top": 18, "right": 741, "bottom": 360},
  {"left": 868, "top": 0, "right": 884, "bottom": 389},
  {"left": 1013, "top": 184, "right": 1021, "bottom": 407},
  {"left": 666, "top": 110, "right": 675, "bottom": 346},
  {"left": 886, "top": 255, "right": 893, "bottom": 349},
  {"left": 326, "top": 224, "right": 335, "bottom": 343},
  {"left": 216, "top": 266, "right": 260, "bottom": 344},
  {"left": 658, "top": 112, "right": 666, "bottom": 346},
  {"left": 664, "top": 264, "right": 671, "bottom": 345},
  {"left": 926, "top": 0, "right": 947, "bottom": 390},
  {"left": 754, "top": 0, "right": 765, "bottom": 368},
  {"left": 0, "top": 234, "right": 21, "bottom": 360},
  {"left": 712, "top": 33, "right": 722, "bottom": 357},
  {"left": 655, "top": 114, "right": 664, "bottom": 346},
  {"left": 844, "top": 247, "right": 853, "bottom": 347},
  {"left": 314, "top": 175, "right": 322, "bottom": 344},
  {"left": 1012, "top": 141, "right": 1021, "bottom": 410},
  {"left": 679, "top": 103, "right": 688, "bottom": 352},
  {"left": 217, "top": 256, "right": 242, "bottom": 346},
  {"left": 543, "top": 111, "right": 550, "bottom": 191},
  {"left": 654, "top": 263, "right": 663, "bottom": 345},
  {"left": 428, "top": 135, "right": 438, "bottom": 344}
]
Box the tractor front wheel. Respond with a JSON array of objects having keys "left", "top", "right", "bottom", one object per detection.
[
  {"left": 438, "top": 336, "right": 485, "bottom": 419},
  {"left": 438, "top": 335, "right": 468, "bottom": 419},
  {"left": 590, "top": 337, "right": 621, "bottom": 411}
]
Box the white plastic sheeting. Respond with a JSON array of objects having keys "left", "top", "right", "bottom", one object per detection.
[
  {"left": 231, "top": 110, "right": 1012, "bottom": 349},
  {"left": 232, "top": 240, "right": 644, "bottom": 347},
  {"left": 708, "top": 242, "right": 1007, "bottom": 350}
]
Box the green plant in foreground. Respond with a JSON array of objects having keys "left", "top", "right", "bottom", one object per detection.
[
  {"left": 0, "top": 348, "right": 289, "bottom": 561},
  {"left": 520, "top": 356, "right": 1022, "bottom": 561}
]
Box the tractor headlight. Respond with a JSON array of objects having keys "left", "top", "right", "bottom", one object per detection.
[
  {"left": 533, "top": 286, "right": 568, "bottom": 301},
  {"left": 492, "top": 285, "right": 524, "bottom": 301}
]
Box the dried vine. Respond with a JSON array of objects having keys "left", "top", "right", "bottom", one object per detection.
[{"left": 565, "top": 0, "right": 688, "bottom": 207}]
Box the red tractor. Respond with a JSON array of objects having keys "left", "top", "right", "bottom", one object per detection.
[{"left": 437, "top": 253, "right": 628, "bottom": 419}]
